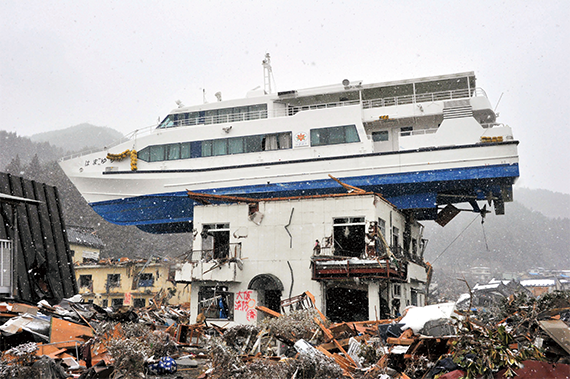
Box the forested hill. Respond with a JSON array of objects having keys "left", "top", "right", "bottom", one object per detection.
[
  {"left": 1, "top": 127, "right": 568, "bottom": 269},
  {"left": 30, "top": 123, "right": 123, "bottom": 153}
]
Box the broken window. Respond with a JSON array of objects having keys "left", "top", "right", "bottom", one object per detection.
[
  {"left": 326, "top": 284, "right": 369, "bottom": 323},
  {"left": 411, "top": 289, "right": 419, "bottom": 306},
  {"left": 133, "top": 298, "right": 146, "bottom": 308},
  {"left": 378, "top": 218, "right": 386, "bottom": 237},
  {"left": 79, "top": 275, "right": 92, "bottom": 289},
  {"left": 393, "top": 284, "right": 401, "bottom": 297},
  {"left": 392, "top": 226, "right": 400, "bottom": 251},
  {"left": 201, "top": 223, "right": 230, "bottom": 260},
  {"left": 138, "top": 273, "right": 154, "bottom": 287},
  {"left": 333, "top": 217, "right": 365, "bottom": 257},
  {"left": 412, "top": 238, "right": 418, "bottom": 256},
  {"left": 101, "top": 299, "right": 108, "bottom": 308},
  {"left": 198, "top": 286, "right": 234, "bottom": 320},
  {"left": 107, "top": 274, "right": 120, "bottom": 289}
]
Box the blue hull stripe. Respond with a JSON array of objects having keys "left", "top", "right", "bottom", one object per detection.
[{"left": 91, "top": 163, "right": 519, "bottom": 231}]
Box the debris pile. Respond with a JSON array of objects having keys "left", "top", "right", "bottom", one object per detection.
[{"left": 0, "top": 290, "right": 569, "bottom": 378}]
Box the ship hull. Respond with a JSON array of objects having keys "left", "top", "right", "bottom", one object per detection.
[{"left": 67, "top": 141, "right": 519, "bottom": 233}]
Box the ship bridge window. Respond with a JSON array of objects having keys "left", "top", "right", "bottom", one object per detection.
[{"left": 310, "top": 125, "right": 360, "bottom": 147}]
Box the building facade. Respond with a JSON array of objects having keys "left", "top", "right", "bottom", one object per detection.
[
  {"left": 176, "top": 192, "right": 429, "bottom": 325},
  {"left": 75, "top": 258, "right": 191, "bottom": 308}
]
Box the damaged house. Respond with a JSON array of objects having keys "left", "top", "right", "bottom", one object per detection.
[{"left": 176, "top": 191, "right": 430, "bottom": 325}]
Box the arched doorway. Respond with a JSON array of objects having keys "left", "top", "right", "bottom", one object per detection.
[{"left": 248, "top": 274, "right": 284, "bottom": 316}]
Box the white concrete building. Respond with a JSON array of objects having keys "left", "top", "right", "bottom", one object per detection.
[{"left": 175, "top": 192, "right": 429, "bottom": 325}]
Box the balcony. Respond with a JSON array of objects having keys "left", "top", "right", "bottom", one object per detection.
[
  {"left": 311, "top": 256, "right": 407, "bottom": 281},
  {"left": 176, "top": 243, "right": 242, "bottom": 283}
]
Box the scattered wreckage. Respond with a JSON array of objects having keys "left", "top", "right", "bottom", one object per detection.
[{"left": 0, "top": 290, "right": 569, "bottom": 378}]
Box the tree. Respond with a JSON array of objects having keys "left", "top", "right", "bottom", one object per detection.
[
  {"left": 25, "top": 154, "right": 42, "bottom": 181},
  {"left": 5, "top": 155, "right": 23, "bottom": 176}
]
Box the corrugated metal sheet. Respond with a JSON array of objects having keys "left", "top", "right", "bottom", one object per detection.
[{"left": 0, "top": 172, "right": 77, "bottom": 303}]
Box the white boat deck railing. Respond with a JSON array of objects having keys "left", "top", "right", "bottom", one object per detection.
[
  {"left": 362, "top": 87, "right": 481, "bottom": 109},
  {"left": 173, "top": 110, "right": 269, "bottom": 128},
  {"left": 59, "top": 87, "right": 486, "bottom": 161}
]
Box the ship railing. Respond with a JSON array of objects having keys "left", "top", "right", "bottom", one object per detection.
[
  {"left": 278, "top": 99, "right": 361, "bottom": 117},
  {"left": 362, "top": 87, "right": 483, "bottom": 109},
  {"left": 172, "top": 110, "right": 269, "bottom": 128}
]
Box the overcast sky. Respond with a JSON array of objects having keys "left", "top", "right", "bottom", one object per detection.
[{"left": 1, "top": 0, "right": 568, "bottom": 194}]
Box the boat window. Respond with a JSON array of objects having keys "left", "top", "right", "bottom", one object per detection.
[
  {"left": 245, "top": 135, "right": 264, "bottom": 153},
  {"left": 138, "top": 147, "right": 150, "bottom": 161},
  {"left": 180, "top": 142, "right": 191, "bottom": 159},
  {"left": 372, "top": 131, "right": 389, "bottom": 142},
  {"left": 157, "top": 115, "right": 174, "bottom": 129},
  {"left": 310, "top": 124, "right": 360, "bottom": 147},
  {"left": 202, "top": 140, "right": 213, "bottom": 157},
  {"left": 150, "top": 145, "right": 165, "bottom": 162},
  {"left": 400, "top": 127, "right": 413, "bottom": 137},
  {"left": 136, "top": 131, "right": 291, "bottom": 164},
  {"left": 228, "top": 137, "right": 244, "bottom": 154},
  {"left": 213, "top": 139, "right": 227, "bottom": 156},
  {"left": 157, "top": 104, "right": 268, "bottom": 129},
  {"left": 166, "top": 144, "right": 180, "bottom": 160}
]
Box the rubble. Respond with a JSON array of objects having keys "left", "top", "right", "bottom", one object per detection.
[{"left": 0, "top": 289, "right": 568, "bottom": 378}]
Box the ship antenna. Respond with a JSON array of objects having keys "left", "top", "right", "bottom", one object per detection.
[
  {"left": 262, "top": 53, "right": 276, "bottom": 94},
  {"left": 494, "top": 92, "right": 504, "bottom": 112}
]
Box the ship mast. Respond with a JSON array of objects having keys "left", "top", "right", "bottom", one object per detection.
[{"left": 262, "top": 53, "right": 274, "bottom": 94}]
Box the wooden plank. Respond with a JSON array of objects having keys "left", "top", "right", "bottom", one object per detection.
[
  {"left": 314, "top": 317, "right": 334, "bottom": 342},
  {"left": 255, "top": 305, "right": 281, "bottom": 318}
]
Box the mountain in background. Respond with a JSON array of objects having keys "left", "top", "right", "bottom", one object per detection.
[
  {"left": 513, "top": 187, "right": 570, "bottom": 220},
  {"left": 30, "top": 123, "right": 124, "bottom": 154}
]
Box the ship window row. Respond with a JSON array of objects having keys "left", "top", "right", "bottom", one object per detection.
[
  {"left": 157, "top": 104, "right": 268, "bottom": 129},
  {"left": 310, "top": 125, "right": 360, "bottom": 146},
  {"left": 137, "top": 132, "right": 293, "bottom": 162},
  {"left": 138, "top": 125, "right": 360, "bottom": 162}
]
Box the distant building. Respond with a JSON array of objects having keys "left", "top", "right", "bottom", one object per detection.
[
  {"left": 75, "top": 257, "right": 191, "bottom": 308},
  {"left": 520, "top": 278, "right": 562, "bottom": 297},
  {"left": 67, "top": 226, "right": 104, "bottom": 264},
  {"left": 176, "top": 192, "right": 430, "bottom": 325}
]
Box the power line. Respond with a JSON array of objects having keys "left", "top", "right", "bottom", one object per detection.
[{"left": 432, "top": 214, "right": 480, "bottom": 264}]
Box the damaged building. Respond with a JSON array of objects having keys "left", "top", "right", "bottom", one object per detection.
[{"left": 176, "top": 191, "right": 430, "bottom": 325}]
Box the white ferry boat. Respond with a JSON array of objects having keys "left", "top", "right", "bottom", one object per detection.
[{"left": 59, "top": 57, "right": 519, "bottom": 233}]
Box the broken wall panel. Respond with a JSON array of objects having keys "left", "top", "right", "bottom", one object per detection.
[{"left": 0, "top": 172, "right": 77, "bottom": 303}]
